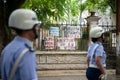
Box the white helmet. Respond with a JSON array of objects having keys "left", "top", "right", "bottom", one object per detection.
[
  {"left": 90, "top": 26, "right": 104, "bottom": 38},
  {"left": 9, "top": 9, "right": 41, "bottom": 30}
]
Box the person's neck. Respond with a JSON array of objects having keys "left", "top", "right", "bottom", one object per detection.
[
  {"left": 97, "top": 37, "right": 103, "bottom": 43},
  {"left": 19, "top": 34, "right": 32, "bottom": 42}
]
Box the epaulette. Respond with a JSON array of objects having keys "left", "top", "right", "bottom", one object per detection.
[{"left": 25, "top": 43, "right": 34, "bottom": 52}]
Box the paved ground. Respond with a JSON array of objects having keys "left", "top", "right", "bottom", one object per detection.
[
  {"left": 37, "top": 69, "right": 118, "bottom": 80},
  {"left": 38, "top": 75, "right": 87, "bottom": 80},
  {"left": 116, "top": 75, "right": 120, "bottom": 80}
]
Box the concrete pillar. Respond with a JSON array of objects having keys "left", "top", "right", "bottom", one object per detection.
[
  {"left": 116, "top": 0, "right": 120, "bottom": 75},
  {"left": 85, "top": 12, "right": 100, "bottom": 45}
]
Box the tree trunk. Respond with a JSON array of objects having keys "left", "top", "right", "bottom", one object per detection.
[
  {"left": 0, "top": 0, "right": 5, "bottom": 49},
  {"left": 0, "top": 0, "right": 26, "bottom": 49},
  {"left": 116, "top": 0, "right": 120, "bottom": 75}
]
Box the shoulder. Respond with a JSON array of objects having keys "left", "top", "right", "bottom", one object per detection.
[
  {"left": 95, "top": 44, "right": 104, "bottom": 56},
  {"left": 96, "top": 44, "right": 103, "bottom": 51},
  {"left": 91, "top": 42, "right": 103, "bottom": 50}
]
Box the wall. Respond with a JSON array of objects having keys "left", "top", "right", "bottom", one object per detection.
[{"left": 35, "top": 51, "right": 87, "bottom": 70}]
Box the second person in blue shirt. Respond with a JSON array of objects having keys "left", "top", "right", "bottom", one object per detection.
[{"left": 86, "top": 26, "right": 107, "bottom": 80}]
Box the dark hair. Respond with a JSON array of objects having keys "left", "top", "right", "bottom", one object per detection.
[
  {"left": 10, "top": 24, "right": 38, "bottom": 35},
  {"left": 91, "top": 38, "right": 98, "bottom": 43},
  {"left": 15, "top": 29, "right": 24, "bottom": 34},
  {"left": 11, "top": 28, "right": 29, "bottom": 35}
]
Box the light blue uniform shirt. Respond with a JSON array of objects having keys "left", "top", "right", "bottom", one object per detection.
[
  {"left": 87, "top": 41, "right": 106, "bottom": 67},
  {"left": 1, "top": 36, "right": 38, "bottom": 80}
]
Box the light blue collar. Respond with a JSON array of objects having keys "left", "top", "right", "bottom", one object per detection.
[
  {"left": 96, "top": 41, "right": 102, "bottom": 45},
  {"left": 14, "top": 36, "right": 34, "bottom": 51}
]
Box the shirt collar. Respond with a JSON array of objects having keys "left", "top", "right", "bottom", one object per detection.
[
  {"left": 96, "top": 41, "right": 102, "bottom": 45},
  {"left": 14, "top": 36, "right": 34, "bottom": 51}
]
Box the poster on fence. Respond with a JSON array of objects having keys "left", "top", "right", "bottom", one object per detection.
[
  {"left": 65, "top": 26, "right": 82, "bottom": 38},
  {"left": 44, "top": 37, "right": 55, "bottom": 50},
  {"left": 49, "top": 27, "right": 59, "bottom": 36},
  {"left": 56, "top": 37, "right": 77, "bottom": 50}
]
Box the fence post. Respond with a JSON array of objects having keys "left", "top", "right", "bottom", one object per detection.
[{"left": 85, "top": 11, "right": 101, "bottom": 45}]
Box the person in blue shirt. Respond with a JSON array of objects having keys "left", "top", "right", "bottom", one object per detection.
[
  {"left": 1, "top": 9, "right": 41, "bottom": 80},
  {"left": 86, "top": 26, "right": 107, "bottom": 80}
]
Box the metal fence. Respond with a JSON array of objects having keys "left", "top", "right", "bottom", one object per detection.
[
  {"left": 100, "top": 25, "right": 116, "bottom": 69},
  {"left": 36, "top": 24, "right": 88, "bottom": 51},
  {"left": 35, "top": 24, "right": 116, "bottom": 52},
  {"left": 34, "top": 24, "right": 116, "bottom": 69}
]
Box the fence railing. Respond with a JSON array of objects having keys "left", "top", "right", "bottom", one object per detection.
[
  {"left": 35, "top": 24, "right": 116, "bottom": 52},
  {"left": 100, "top": 25, "right": 116, "bottom": 69}
]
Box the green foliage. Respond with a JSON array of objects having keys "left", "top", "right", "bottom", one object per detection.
[
  {"left": 21, "top": 0, "right": 116, "bottom": 30},
  {"left": 77, "top": 38, "right": 81, "bottom": 50},
  {"left": 22, "top": 0, "right": 66, "bottom": 22},
  {"left": 83, "top": 0, "right": 116, "bottom": 13},
  {"left": 82, "top": 32, "right": 88, "bottom": 39},
  {"left": 79, "top": 3, "right": 86, "bottom": 13},
  {"left": 104, "top": 0, "right": 116, "bottom": 13},
  {"left": 22, "top": 0, "right": 86, "bottom": 28},
  {"left": 76, "top": 38, "right": 88, "bottom": 51},
  {"left": 82, "top": 27, "right": 88, "bottom": 39}
]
